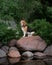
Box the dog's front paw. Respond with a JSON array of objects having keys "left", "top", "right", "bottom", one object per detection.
[{"left": 23, "top": 36, "right": 25, "bottom": 37}]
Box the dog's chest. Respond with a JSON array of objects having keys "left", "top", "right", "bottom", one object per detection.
[{"left": 21, "top": 26, "right": 27, "bottom": 32}]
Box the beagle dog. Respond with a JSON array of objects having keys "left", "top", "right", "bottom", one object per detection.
[{"left": 20, "top": 19, "right": 35, "bottom": 37}]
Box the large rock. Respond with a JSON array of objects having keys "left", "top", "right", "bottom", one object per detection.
[
  {"left": 8, "top": 47, "right": 21, "bottom": 58},
  {"left": 34, "top": 52, "right": 46, "bottom": 59},
  {"left": 22, "top": 51, "right": 33, "bottom": 57},
  {"left": 44, "top": 45, "right": 52, "bottom": 56},
  {"left": 8, "top": 39, "right": 17, "bottom": 47},
  {"left": 9, "top": 47, "right": 18, "bottom": 51},
  {"left": 22, "top": 51, "right": 34, "bottom": 60},
  {"left": 16, "top": 36, "right": 47, "bottom": 51},
  {"left": 0, "top": 49, "right": 7, "bottom": 58},
  {"left": 1, "top": 46, "right": 9, "bottom": 54},
  {"left": 8, "top": 50, "right": 21, "bottom": 58}
]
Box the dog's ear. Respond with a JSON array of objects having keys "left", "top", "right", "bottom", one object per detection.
[{"left": 24, "top": 20, "right": 27, "bottom": 25}]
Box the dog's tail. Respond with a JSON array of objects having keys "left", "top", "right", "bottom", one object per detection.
[{"left": 31, "top": 32, "right": 35, "bottom": 35}]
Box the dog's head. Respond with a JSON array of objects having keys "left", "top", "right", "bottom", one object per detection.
[{"left": 20, "top": 20, "right": 27, "bottom": 27}]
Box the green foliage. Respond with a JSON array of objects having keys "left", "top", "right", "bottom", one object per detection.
[
  {"left": 29, "top": 19, "right": 52, "bottom": 45},
  {"left": 0, "top": 23, "right": 21, "bottom": 45},
  {"left": 0, "top": 0, "right": 52, "bottom": 22},
  {"left": 46, "top": 7, "right": 52, "bottom": 22}
]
